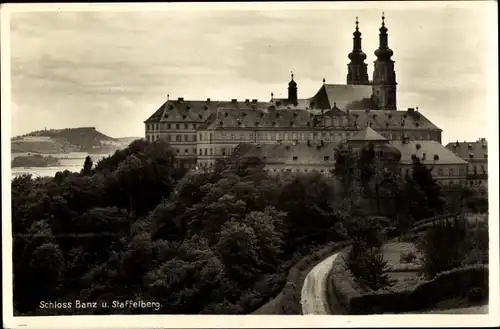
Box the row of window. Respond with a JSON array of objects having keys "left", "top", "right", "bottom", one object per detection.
[
  {"left": 170, "top": 147, "right": 234, "bottom": 157},
  {"left": 401, "top": 167, "right": 466, "bottom": 177},
  {"left": 147, "top": 123, "right": 197, "bottom": 131},
  {"left": 468, "top": 164, "right": 487, "bottom": 174},
  {"left": 147, "top": 134, "right": 198, "bottom": 142},
  {"left": 149, "top": 130, "right": 439, "bottom": 144}
]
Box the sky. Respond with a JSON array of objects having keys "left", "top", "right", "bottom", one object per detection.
[{"left": 4, "top": 1, "right": 498, "bottom": 143}]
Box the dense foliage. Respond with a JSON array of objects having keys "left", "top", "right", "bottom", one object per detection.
[
  {"left": 12, "top": 139, "right": 487, "bottom": 315},
  {"left": 417, "top": 219, "right": 489, "bottom": 280},
  {"left": 12, "top": 140, "right": 353, "bottom": 315}
]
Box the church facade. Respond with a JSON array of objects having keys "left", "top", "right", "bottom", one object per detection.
[{"left": 144, "top": 15, "right": 466, "bottom": 185}]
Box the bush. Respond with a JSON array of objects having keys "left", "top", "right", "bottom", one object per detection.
[
  {"left": 412, "top": 264, "right": 488, "bottom": 307},
  {"left": 346, "top": 265, "right": 488, "bottom": 314},
  {"left": 417, "top": 221, "right": 468, "bottom": 279},
  {"left": 343, "top": 242, "right": 394, "bottom": 291},
  {"left": 328, "top": 247, "right": 364, "bottom": 313},
  {"left": 400, "top": 251, "right": 417, "bottom": 264}
]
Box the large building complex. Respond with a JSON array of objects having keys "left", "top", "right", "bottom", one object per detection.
[
  {"left": 446, "top": 139, "right": 488, "bottom": 188},
  {"left": 144, "top": 14, "right": 468, "bottom": 185}
]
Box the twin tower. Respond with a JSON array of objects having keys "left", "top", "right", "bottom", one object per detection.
[{"left": 347, "top": 14, "right": 397, "bottom": 110}]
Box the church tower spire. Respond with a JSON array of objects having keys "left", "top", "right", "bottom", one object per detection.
[
  {"left": 287, "top": 71, "right": 298, "bottom": 105},
  {"left": 347, "top": 17, "right": 370, "bottom": 85},
  {"left": 347, "top": 17, "right": 369, "bottom": 85},
  {"left": 372, "top": 13, "right": 397, "bottom": 110}
]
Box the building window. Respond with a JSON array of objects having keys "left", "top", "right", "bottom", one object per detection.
[
  {"left": 267, "top": 132, "right": 272, "bottom": 140},
  {"left": 276, "top": 132, "right": 280, "bottom": 140},
  {"left": 284, "top": 133, "right": 288, "bottom": 140},
  {"left": 210, "top": 148, "right": 213, "bottom": 155},
  {"left": 167, "top": 124, "right": 171, "bottom": 129},
  {"left": 184, "top": 135, "right": 188, "bottom": 141},
  {"left": 438, "top": 168, "right": 443, "bottom": 176},
  {"left": 204, "top": 149, "right": 207, "bottom": 156},
  {"left": 176, "top": 135, "right": 181, "bottom": 142},
  {"left": 222, "top": 148, "right": 226, "bottom": 156},
  {"left": 449, "top": 168, "right": 454, "bottom": 176},
  {"left": 300, "top": 132, "right": 305, "bottom": 140},
  {"left": 324, "top": 156, "right": 330, "bottom": 161},
  {"left": 240, "top": 133, "right": 244, "bottom": 140},
  {"left": 193, "top": 148, "right": 196, "bottom": 154},
  {"left": 250, "top": 132, "right": 254, "bottom": 140},
  {"left": 231, "top": 133, "right": 236, "bottom": 140},
  {"left": 176, "top": 124, "right": 180, "bottom": 129},
  {"left": 176, "top": 149, "right": 180, "bottom": 154},
  {"left": 199, "top": 149, "right": 202, "bottom": 156},
  {"left": 292, "top": 132, "right": 297, "bottom": 140},
  {"left": 184, "top": 124, "right": 188, "bottom": 129},
  {"left": 293, "top": 156, "right": 298, "bottom": 161},
  {"left": 184, "top": 149, "right": 188, "bottom": 154}
]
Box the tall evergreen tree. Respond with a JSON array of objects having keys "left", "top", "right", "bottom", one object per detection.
[
  {"left": 411, "top": 157, "right": 444, "bottom": 215},
  {"left": 81, "top": 155, "right": 93, "bottom": 175}
]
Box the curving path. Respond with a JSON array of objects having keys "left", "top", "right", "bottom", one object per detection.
[{"left": 300, "top": 252, "right": 340, "bottom": 314}]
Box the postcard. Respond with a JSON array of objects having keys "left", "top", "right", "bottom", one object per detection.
[{"left": 2, "top": 1, "right": 498, "bottom": 328}]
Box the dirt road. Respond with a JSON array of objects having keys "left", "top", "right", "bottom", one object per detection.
[{"left": 300, "top": 252, "right": 340, "bottom": 314}]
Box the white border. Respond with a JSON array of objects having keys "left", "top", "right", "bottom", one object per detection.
[{"left": 2, "top": 2, "right": 499, "bottom": 328}]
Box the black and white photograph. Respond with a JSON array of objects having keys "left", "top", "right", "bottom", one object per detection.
[{"left": 2, "top": 1, "right": 498, "bottom": 328}]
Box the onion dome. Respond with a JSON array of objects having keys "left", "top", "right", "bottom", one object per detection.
[
  {"left": 374, "top": 13, "right": 394, "bottom": 60},
  {"left": 348, "top": 17, "right": 367, "bottom": 61},
  {"left": 288, "top": 72, "right": 297, "bottom": 88}
]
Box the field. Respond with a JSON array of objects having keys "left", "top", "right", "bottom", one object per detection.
[{"left": 379, "top": 242, "right": 424, "bottom": 291}]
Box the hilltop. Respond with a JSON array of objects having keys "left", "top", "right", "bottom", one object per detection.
[{"left": 11, "top": 127, "right": 141, "bottom": 154}]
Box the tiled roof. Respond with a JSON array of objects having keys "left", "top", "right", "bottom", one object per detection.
[
  {"left": 445, "top": 139, "right": 488, "bottom": 161},
  {"left": 144, "top": 107, "right": 164, "bottom": 123},
  {"left": 310, "top": 84, "right": 373, "bottom": 110},
  {"left": 238, "top": 141, "right": 339, "bottom": 165},
  {"left": 273, "top": 98, "right": 312, "bottom": 110},
  {"left": 204, "top": 108, "right": 316, "bottom": 130},
  {"left": 348, "top": 126, "right": 388, "bottom": 141},
  {"left": 144, "top": 98, "right": 271, "bottom": 123},
  {"left": 321, "top": 109, "right": 441, "bottom": 131},
  {"left": 390, "top": 140, "right": 468, "bottom": 165}
]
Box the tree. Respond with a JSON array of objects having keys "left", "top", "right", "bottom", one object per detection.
[
  {"left": 114, "top": 155, "right": 143, "bottom": 212},
  {"left": 411, "top": 157, "right": 444, "bottom": 216},
  {"left": 416, "top": 220, "right": 468, "bottom": 279},
  {"left": 81, "top": 155, "right": 93, "bottom": 176},
  {"left": 343, "top": 241, "right": 394, "bottom": 291},
  {"left": 334, "top": 145, "right": 359, "bottom": 196},
  {"left": 278, "top": 172, "right": 339, "bottom": 250},
  {"left": 216, "top": 220, "right": 261, "bottom": 284}
]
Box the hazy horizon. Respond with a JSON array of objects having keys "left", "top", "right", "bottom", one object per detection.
[{"left": 5, "top": 2, "right": 498, "bottom": 143}]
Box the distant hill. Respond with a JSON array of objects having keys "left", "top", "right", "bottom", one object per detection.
[
  {"left": 11, "top": 128, "right": 141, "bottom": 154},
  {"left": 12, "top": 154, "right": 61, "bottom": 168}
]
